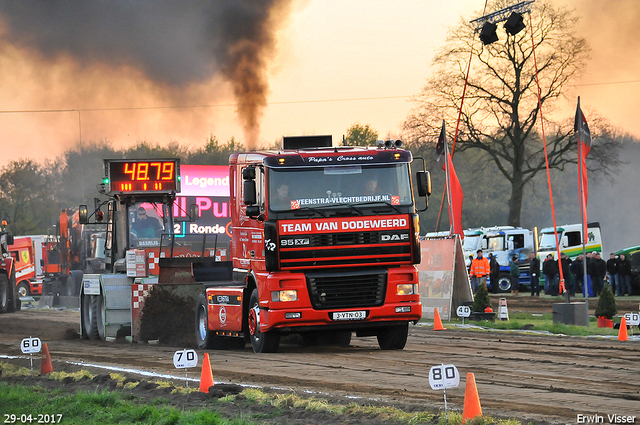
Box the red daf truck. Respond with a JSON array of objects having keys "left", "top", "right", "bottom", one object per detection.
[{"left": 194, "top": 136, "right": 431, "bottom": 352}]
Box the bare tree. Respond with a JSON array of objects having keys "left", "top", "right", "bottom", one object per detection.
[{"left": 404, "top": 0, "right": 619, "bottom": 226}]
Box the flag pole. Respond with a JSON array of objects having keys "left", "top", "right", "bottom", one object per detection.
[
  {"left": 577, "top": 97, "right": 590, "bottom": 326},
  {"left": 443, "top": 133, "right": 454, "bottom": 237}
]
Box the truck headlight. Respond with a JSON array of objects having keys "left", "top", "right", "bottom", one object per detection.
[
  {"left": 396, "top": 284, "right": 415, "bottom": 295},
  {"left": 271, "top": 290, "right": 298, "bottom": 302}
]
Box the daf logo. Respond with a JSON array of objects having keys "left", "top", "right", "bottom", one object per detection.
[{"left": 381, "top": 233, "right": 409, "bottom": 241}]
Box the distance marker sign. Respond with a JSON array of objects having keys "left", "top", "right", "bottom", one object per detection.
[
  {"left": 20, "top": 337, "right": 42, "bottom": 354},
  {"left": 456, "top": 305, "right": 471, "bottom": 318},
  {"left": 428, "top": 364, "right": 460, "bottom": 390},
  {"left": 624, "top": 312, "right": 639, "bottom": 326},
  {"left": 173, "top": 349, "right": 198, "bottom": 369}
]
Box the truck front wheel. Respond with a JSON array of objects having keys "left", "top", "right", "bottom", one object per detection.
[
  {"left": 377, "top": 323, "right": 409, "bottom": 350},
  {"left": 17, "top": 282, "right": 30, "bottom": 298},
  {"left": 248, "top": 289, "right": 280, "bottom": 353},
  {"left": 497, "top": 274, "right": 512, "bottom": 292}
]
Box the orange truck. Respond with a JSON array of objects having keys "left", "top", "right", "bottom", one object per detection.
[{"left": 8, "top": 236, "right": 41, "bottom": 297}]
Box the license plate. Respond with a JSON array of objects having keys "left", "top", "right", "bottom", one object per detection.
[{"left": 332, "top": 311, "right": 366, "bottom": 321}]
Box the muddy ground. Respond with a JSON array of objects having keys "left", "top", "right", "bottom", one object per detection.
[{"left": 1, "top": 295, "right": 639, "bottom": 424}]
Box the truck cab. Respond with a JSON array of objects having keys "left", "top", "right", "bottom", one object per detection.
[{"left": 480, "top": 227, "right": 533, "bottom": 291}]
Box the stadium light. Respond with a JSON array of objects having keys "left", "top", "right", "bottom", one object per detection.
[{"left": 471, "top": 1, "right": 534, "bottom": 43}]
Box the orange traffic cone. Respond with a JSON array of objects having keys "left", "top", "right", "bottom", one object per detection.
[
  {"left": 462, "top": 372, "right": 482, "bottom": 423},
  {"left": 199, "top": 353, "right": 214, "bottom": 393},
  {"left": 433, "top": 308, "right": 446, "bottom": 331},
  {"left": 618, "top": 317, "right": 628, "bottom": 342},
  {"left": 40, "top": 343, "right": 53, "bottom": 375}
]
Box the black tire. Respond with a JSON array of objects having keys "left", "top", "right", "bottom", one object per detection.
[
  {"left": 196, "top": 293, "right": 214, "bottom": 349},
  {"left": 83, "top": 294, "right": 100, "bottom": 340},
  {"left": 94, "top": 294, "right": 105, "bottom": 340},
  {"left": 248, "top": 288, "right": 280, "bottom": 353},
  {"left": 7, "top": 269, "right": 20, "bottom": 312},
  {"left": 497, "top": 274, "right": 512, "bottom": 292},
  {"left": 377, "top": 323, "right": 409, "bottom": 350},
  {"left": 17, "top": 282, "right": 30, "bottom": 298},
  {"left": 0, "top": 274, "right": 8, "bottom": 313}
]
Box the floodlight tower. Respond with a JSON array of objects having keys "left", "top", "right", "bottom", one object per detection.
[{"left": 470, "top": 1, "right": 535, "bottom": 45}]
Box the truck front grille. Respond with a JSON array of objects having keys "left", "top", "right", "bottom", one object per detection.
[{"left": 306, "top": 269, "right": 386, "bottom": 309}]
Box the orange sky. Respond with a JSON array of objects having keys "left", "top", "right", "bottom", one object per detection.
[{"left": 0, "top": 0, "right": 638, "bottom": 167}]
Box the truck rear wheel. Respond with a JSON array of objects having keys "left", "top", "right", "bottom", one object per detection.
[
  {"left": 83, "top": 294, "right": 101, "bottom": 340},
  {"left": 248, "top": 288, "right": 280, "bottom": 353},
  {"left": 196, "top": 293, "right": 214, "bottom": 349},
  {"left": 0, "top": 274, "right": 8, "bottom": 313},
  {"left": 377, "top": 323, "right": 408, "bottom": 350},
  {"left": 7, "top": 269, "right": 20, "bottom": 312}
]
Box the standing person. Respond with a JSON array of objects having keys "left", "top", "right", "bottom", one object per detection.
[
  {"left": 509, "top": 255, "right": 520, "bottom": 296},
  {"left": 570, "top": 255, "right": 584, "bottom": 296},
  {"left": 606, "top": 253, "right": 620, "bottom": 296},
  {"left": 469, "top": 249, "right": 490, "bottom": 293},
  {"left": 529, "top": 251, "right": 541, "bottom": 297},
  {"left": 489, "top": 253, "right": 500, "bottom": 294},
  {"left": 617, "top": 253, "right": 632, "bottom": 296},
  {"left": 542, "top": 254, "right": 558, "bottom": 296},
  {"left": 559, "top": 253, "right": 573, "bottom": 296},
  {"left": 588, "top": 252, "right": 606, "bottom": 297}
]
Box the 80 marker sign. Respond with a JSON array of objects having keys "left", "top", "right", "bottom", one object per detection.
[{"left": 428, "top": 364, "right": 460, "bottom": 390}]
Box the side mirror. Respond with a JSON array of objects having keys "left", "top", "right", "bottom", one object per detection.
[
  {"left": 416, "top": 171, "right": 431, "bottom": 197},
  {"left": 244, "top": 180, "right": 257, "bottom": 205},
  {"left": 246, "top": 205, "right": 263, "bottom": 220},
  {"left": 79, "top": 205, "right": 88, "bottom": 224},
  {"left": 560, "top": 236, "right": 568, "bottom": 248},
  {"left": 6, "top": 235, "right": 14, "bottom": 245}
]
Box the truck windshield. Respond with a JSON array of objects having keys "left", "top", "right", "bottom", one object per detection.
[
  {"left": 539, "top": 233, "right": 558, "bottom": 250},
  {"left": 463, "top": 234, "right": 481, "bottom": 252},
  {"left": 268, "top": 163, "right": 413, "bottom": 212},
  {"left": 129, "top": 202, "right": 167, "bottom": 247}
]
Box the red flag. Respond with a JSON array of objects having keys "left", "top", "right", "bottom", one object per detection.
[
  {"left": 446, "top": 150, "right": 464, "bottom": 240},
  {"left": 574, "top": 98, "right": 592, "bottom": 221}
]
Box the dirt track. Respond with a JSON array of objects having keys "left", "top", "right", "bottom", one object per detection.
[{"left": 1, "top": 297, "right": 639, "bottom": 424}]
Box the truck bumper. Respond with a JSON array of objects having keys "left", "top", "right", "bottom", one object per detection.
[{"left": 261, "top": 301, "right": 422, "bottom": 334}]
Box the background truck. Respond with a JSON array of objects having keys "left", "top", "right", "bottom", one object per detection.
[
  {"left": 80, "top": 137, "right": 431, "bottom": 353},
  {"left": 480, "top": 227, "right": 534, "bottom": 292},
  {"left": 0, "top": 220, "right": 21, "bottom": 313},
  {"left": 7, "top": 236, "right": 40, "bottom": 298},
  {"left": 537, "top": 222, "right": 603, "bottom": 260}
]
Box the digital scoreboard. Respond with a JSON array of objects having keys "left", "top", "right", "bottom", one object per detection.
[{"left": 104, "top": 159, "right": 181, "bottom": 195}]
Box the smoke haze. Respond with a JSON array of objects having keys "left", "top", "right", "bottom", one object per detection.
[{"left": 0, "top": 0, "right": 292, "bottom": 153}]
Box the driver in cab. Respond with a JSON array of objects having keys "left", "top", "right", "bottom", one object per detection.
[{"left": 131, "top": 206, "right": 162, "bottom": 238}]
